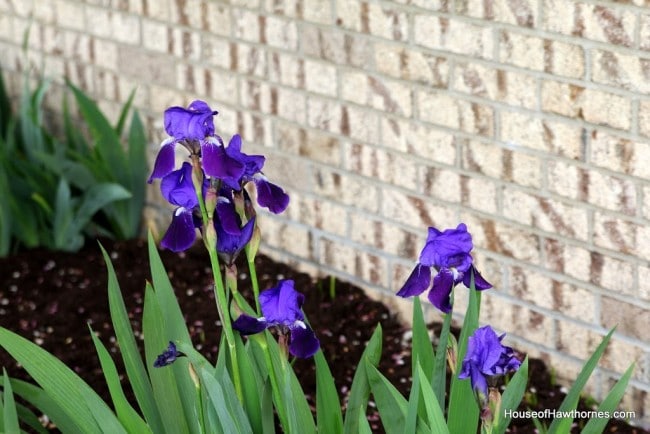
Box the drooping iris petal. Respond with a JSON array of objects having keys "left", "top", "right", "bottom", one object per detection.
[
  {"left": 161, "top": 208, "right": 197, "bottom": 252},
  {"left": 153, "top": 341, "right": 183, "bottom": 367},
  {"left": 462, "top": 265, "right": 492, "bottom": 290},
  {"left": 148, "top": 141, "right": 177, "bottom": 183},
  {"left": 396, "top": 264, "right": 431, "bottom": 298},
  {"left": 226, "top": 134, "right": 266, "bottom": 176},
  {"left": 289, "top": 323, "right": 320, "bottom": 358},
  {"left": 201, "top": 140, "right": 245, "bottom": 188},
  {"left": 164, "top": 100, "right": 217, "bottom": 141},
  {"left": 259, "top": 280, "right": 305, "bottom": 325},
  {"left": 216, "top": 216, "right": 255, "bottom": 262},
  {"left": 428, "top": 268, "right": 455, "bottom": 313},
  {"left": 254, "top": 177, "right": 290, "bottom": 214},
  {"left": 232, "top": 314, "right": 268, "bottom": 335},
  {"left": 160, "top": 162, "right": 198, "bottom": 208},
  {"left": 216, "top": 198, "right": 242, "bottom": 235}
]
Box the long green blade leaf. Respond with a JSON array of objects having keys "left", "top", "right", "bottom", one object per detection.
[
  {"left": 581, "top": 363, "right": 634, "bottom": 434},
  {"left": 3, "top": 369, "right": 20, "bottom": 434},
  {"left": 315, "top": 349, "right": 343, "bottom": 434},
  {"left": 494, "top": 357, "right": 529, "bottom": 434}
]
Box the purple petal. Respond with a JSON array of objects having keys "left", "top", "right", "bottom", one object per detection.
[
  {"left": 216, "top": 198, "right": 242, "bottom": 235},
  {"left": 161, "top": 208, "right": 197, "bottom": 252},
  {"left": 148, "top": 142, "right": 177, "bottom": 183},
  {"left": 201, "top": 141, "right": 245, "bottom": 188},
  {"left": 160, "top": 162, "right": 198, "bottom": 208},
  {"left": 154, "top": 341, "right": 182, "bottom": 368},
  {"left": 468, "top": 363, "right": 489, "bottom": 398},
  {"left": 289, "top": 323, "right": 320, "bottom": 358},
  {"left": 462, "top": 265, "right": 492, "bottom": 290},
  {"left": 217, "top": 216, "right": 255, "bottom": 257},
  {"left": 428, "top": 268, "right": 455, "bottom": 313},
  {"left": 164, "top": 101, "right": 217, "bottom": 140},
  {"left": 396, "top": 264, "right": 431, "bottom": 298},
  {"left": 419, "top": 224, "right": 473, "bottom": 270},
  {"left": 254, "top": 178, "right": 289, "bottom": 214},
  {"left": 232, "top": 314, "right": 268, "bottom": 335},
  {"left": 259, "top": 280, "right": 304, "bottom": 325},
  {"left": 226, "top": 134, "right": 265, "bottom": 176}
]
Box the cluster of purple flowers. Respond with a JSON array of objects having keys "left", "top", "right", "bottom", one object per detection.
[{"left": 148, "top": 100, "right": 289, "bottom": 254}]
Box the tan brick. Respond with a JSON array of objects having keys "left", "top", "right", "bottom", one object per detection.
[
  {"left": 498, "top": 30, "right": 544, "bottom": 71},
  {"left": 55, "top": 0, "right": 85, "bottom": 31},
  {"left": 256, "top": 151, "right": 312, "bottom": 193},
  {"left": 639, "top": 264, "right": 650, "bottom": 299},
  {"left": 375, "top": 43, "right": 450, "bottom": 87},
  {"left": 319, "top": 237, "right": 387, "bottom": 285},
  {"left": 262, "top": 217, "right": 313, "bottom": 259},
  {"left": 305, "top": 0, "right": 333, "bottom": 24},
  {"left": 273, "top": 87, "right": 306, "bottom": 124},
  {"left": 456, "top": 0, "right": 537, "bottom": 26},
  {"left": 644, "top": 185, "right": 650, "bottom": 220},
  {"left": 482, "top": 298, "right": 555, "bottom": 348},
  {"left": 93, "top": 38, "right": 118, "bottom": 70},
  {"left": 168, "top": 28, "right": 201, "bottom": 61},
  {"left": 500, "top": 112, "right": 584, "bottom": 159},
  {"left": 460, "top": 216, "right": 542, "bottom": 264},
  {"left": 335, "top": 0, "right": 361, "bottom": 31},
  {"left": 382, "top": 188, "right": 457, "bottom": 229},
  {"left": 594, "top": 249, "right": 636, "bottom": 295},
  {"left": 541, "top": 81, "right": 631, "bottom": 130},
  {"left": 509, "top": 266, "right": 556, "bottom": 310},
  {"left": 601, "top": 298, "right": 650, "bottom": 340},
  {"left": 346, "top": 143, "right": 422, "bottom": 190},
  {"left": 239, "top": 79, "right": 272, "bottom": 113},
  {"left": 414, "top": 15, "right": 493, "bottom": 59},
  {"left": 233, "top": 9, "right": 260, "bottom": 42},
  {"left": 543, "top": 1, "right": 635, "bottom": 47},
  {"left": 307, "top": 97, "right": 342, "bottom": 135},
  {"left": 418, "top": 90, "right": 494, "bottom": 137},
  {"left": 349, "top": 214, "right": 421, "bottom": 258},
  {"left": 642, "top": 13, "right": 650, "bottom": 52},
  {"left": 546, "top": 160, "right": 583, "bottom": 199},
  {"left": 366, "top": 2, "right": 408, "bottom": 41},
  {"left": 341, "top": 105, "right": 380, "bottom": 143},
  {"left": 86, "top": 7, "right": 140, "bottom": 45},
  {"left": 142, "top": 19, "right": 168, "bottom": 53},
  {"left": 264, "top": 0, "right": 301, "bottom": 17},
  {"left": 301, "top": 24, "right": 371, "bottom": 68},
  {"left": 312, "top": 168, "right": 379, "bottom": 212},
  {"left": 640, "top": 99, "right": 650, "bottom": 139},
  {"left": 453, "top": 62, "right": 537, "bottom": 109},
  {"left": 422, "top": 167, "right": 461, "bottom": 202},
  {"left": 265, "top": 15, "right": 298, "bottom": 50},
  {"left": 601, "top": 339, "right": 647, "bottom": 381},
  {"left": 118, "top": 47, "right": 176, "bottom": 87},
  {"left": 593, "top": 213, "right": 640, "bottom": 257},
  {"left": 544, "top": 39, "right": 585, "bottom": 79},
  {"left": 170, "top": 0, "right": 207, "bottom": 30},
  {"left": 300, "top": 131, "right": 341, "bottom": 166},
  {"left": 380, "top": 118, "right": 456, "bottom": 165},
  {"left": 203, "top": 3, "right": 230, "bottom": 36},
  {"left": 304, "top": 59, "right": 337, "bottom": 97},
  {"left": 503, "top": 189, "right": 589, "bottom": 240},
  {"left": 201, "top": 35, "right": 231, "bottom": 70},
  {"left": 142, "top": 0, "right": 170, "bottom": 20},
  {"left": 462, "top": 140, "right": 505, "bottom": 180},
  {"left": 590, "top": 131, "right": 650, "bottom": 180},
  {"left": 291, "top": 193, "right": 348, "bottom": 236},
  {"left": 236, "top": 43, "right": 268, "bottom": 77},
  {"left": 592, "top": 50, "right": 650, "bottom": 93},
  {"left": 268, "top": 52, "right": 303, "bottom": 88},
  {"left": 342, "top": 73, "right": 412, "bottom": 116},
  {"left": 461, "top": 175, "right": 498, "bottom": 214},
  {"left": 556, "top": 323, "right": 608, "bottom": 361},
  {"left": 588, "top": 170, "right": 636, "bottom": 215}
]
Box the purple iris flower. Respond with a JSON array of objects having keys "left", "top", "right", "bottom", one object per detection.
[
  {"left": 458, "top": 326, "right": 521, "bottom": 400},
  {"left": 396, "top": 223, "right": 491, "bottom": 313},
  {"left": 159, "top": 162, "right": 204, "bottom": 252},
  {"left": 214, "top": 196, "right": 256, "bottom": 265},
  {"left": 220, "top": 134, "right": 290, "bottom": 214},
  {"left": 148, "top": 100, "right": 246, "bottom": 183},
  {"left": 153, "top": 341, "right": 185, "bottom": 367},
  {"left": 233, "top": 280, "right": 320, "bottom": 358}
]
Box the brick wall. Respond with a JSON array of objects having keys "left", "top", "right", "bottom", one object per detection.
[{"left": 1, "top": 0, "right": 649, "bottom": 425}]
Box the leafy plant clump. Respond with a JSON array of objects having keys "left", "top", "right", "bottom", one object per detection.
[{"left": 0, "top": 69, "right": 147, "bottom": 255}]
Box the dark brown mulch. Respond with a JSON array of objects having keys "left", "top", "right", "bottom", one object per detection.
[{"left": 0, "top": 238, "right": 646, "bottom": 433}]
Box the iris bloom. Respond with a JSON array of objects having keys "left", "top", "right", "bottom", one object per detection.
[
  {"left": 148, "top": 100, "right": 245, "bottom": 183},
  {"left": 232, "top": 280, "right": 320, "bottom": 358},
  {"left": 153, "top": 341, "right": 184, "bottom": 367},
  {"left": 458, "top": 326, "right": 521, "bottom": 400},
  {"left": 221, "top": 134, "right": 290, "bottom": 214},
  {"left": 159, "top": 162, "right": 204, "bottom": 252},
  {"left": 396, "top": 223, "right": 491, "bottom": 313}
]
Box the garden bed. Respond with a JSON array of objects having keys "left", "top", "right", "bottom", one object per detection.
[{"left": 0, "top": 238, "right": 646, "bottom": 433}]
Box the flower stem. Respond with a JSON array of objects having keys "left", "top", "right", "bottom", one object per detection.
[{"left": 247, "top": 255, "right": 261, "bottom": 314}]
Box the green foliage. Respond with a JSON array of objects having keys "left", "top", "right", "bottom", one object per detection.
[{"left": 0, "top": 69, "right": 147, "bottom": 255}]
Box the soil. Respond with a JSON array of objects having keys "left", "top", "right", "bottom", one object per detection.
[{"left": 0, "top": 238, "right": 646, "bottom": 433}]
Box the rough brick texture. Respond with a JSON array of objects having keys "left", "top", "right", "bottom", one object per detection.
[{"left": 1, "top": 0, "right": 649, "bottom": 426}]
